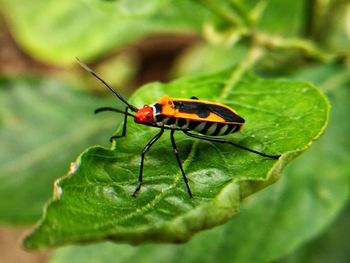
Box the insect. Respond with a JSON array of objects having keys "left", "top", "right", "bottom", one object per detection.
[{"left": 77, "top": 58, "right": 280, "bottom": 198}]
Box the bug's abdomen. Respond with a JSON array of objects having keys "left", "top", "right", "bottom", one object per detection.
[
  {"left": 155, "top": 115, "right": 241, "bottom": 136},
  {"left": 192, "top": 121, "right": 242, "bottom": 136}
]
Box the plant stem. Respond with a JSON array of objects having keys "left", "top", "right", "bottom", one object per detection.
[
  {"left": 254, "top": 32, "right": 335, "bottom": 62},
  {"left": 193, "top": 0, "right": 245, "bottom": 27},
  {"left": 228, "top": 0, "right": 251, "bottom": 26},
  {"left": 303, "top": 0, "right": 316, "bottom": 37},
  {"left": 194, "top": 0, "right": 341, "bottom": 64},
  {"left": 221, "top": 45, "right": 264, "bottom": 98}
]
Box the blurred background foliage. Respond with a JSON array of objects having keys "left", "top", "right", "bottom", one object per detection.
[{"left": 0, "top": 0, "right": 349, "bottom": 262}]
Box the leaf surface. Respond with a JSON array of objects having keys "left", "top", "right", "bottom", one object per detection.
[
  {"left": 50, "top": 64, "right": 348, "bottom": 263},
  {"left": 24, "top": 67, "right": 329, "bottom": 249}
]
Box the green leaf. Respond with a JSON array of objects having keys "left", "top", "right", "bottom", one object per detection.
[
  {"left": 50, "top": 64, "right": 349, "bottom": 263},
  {"left": 0, "top": 0, "right": 207, "bottom": 65},
  {"left": 173, "top": 43, "right": 248, "bottom": 77},
  {"left": 89, "top": 0, "right": 171, "bottom": 16},
  {"left": 0, "top": 76, "right": 117, "bottom": 224},
  {"left": 310, "top": 1, "right": 350, "bottom": 53},
  {"left": 201, "top": 0, "right": 305, "bottom": 37},
  {"left": 280, "top": 204, "right": 350, "bottom": 263},
  {"left": 23, "top": 66, "right": 329, "bottom": 250},
  {"left": 248, "top": 0, "right": 305, "bottom": 36}
]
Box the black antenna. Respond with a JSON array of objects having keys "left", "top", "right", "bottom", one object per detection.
[
  {"left": 76, "top": 57, "right": 139, "bottom": 112},
  {"left": 94, "top": 107, "right": 135, "bottom": 118}
]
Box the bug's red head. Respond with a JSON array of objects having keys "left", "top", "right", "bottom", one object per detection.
[{"left": 134, "top": 105, "right": 154, "bottom": 123}]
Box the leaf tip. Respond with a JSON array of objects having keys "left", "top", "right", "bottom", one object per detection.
[{"left": 21, "top": 228, "right": 41, "bottom": 251}]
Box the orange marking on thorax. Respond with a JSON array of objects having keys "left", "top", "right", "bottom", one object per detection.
[{"left": 157, "top": 96, "right": 176, "bottom": 116}]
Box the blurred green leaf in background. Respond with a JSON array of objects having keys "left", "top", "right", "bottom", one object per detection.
[
  {"left": 0, "top": 77, "right": 117, "bottom": 224},
  {"left": 0, "top": 0, "right": 208, "bottom": 65},
  {"left": 0, "top": 0, "right": 349, "bottom": 262}
]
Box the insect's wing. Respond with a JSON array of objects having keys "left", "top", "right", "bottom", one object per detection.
[
  {"left": 172, "top": 100, "right": 245, "bottom": 124},
  {"left": 207, "top": 104, "right": 245, "bottom": 123}
]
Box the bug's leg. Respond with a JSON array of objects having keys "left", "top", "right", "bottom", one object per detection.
[
  {"left": 133, "top": 128, "right": 165, "bottom": 197},
  {"left": 94, "top": 107, "right": 130, "bottom": 142},
  {"left": 183, "top": 130, "right": 281, "bottom": 159},
  {"left": 109, "top": 107, "right": 129, "bottom": 142},
  {"left": 170, "top": 130, "right": 193, "bottom": 198}
]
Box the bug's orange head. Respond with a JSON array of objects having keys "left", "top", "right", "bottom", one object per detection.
[{"left": 134, "top": 105, "right": 154, "bottom": 123}]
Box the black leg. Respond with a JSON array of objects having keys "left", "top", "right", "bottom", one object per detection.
[
  {"left": 109, "top": 107, "right": 129, "bottom": 142},
  {"left": 170, "top": 130, "right": 193, "bottom": 197},
  {"left": 132, "top": 128, "right": 165, "bottom": 197},
  {"left": 94, "top": 107, "right": 132, "bottom": 142},
  {"left": 183, "top": 130, "right": 280, "bottom": 159}
]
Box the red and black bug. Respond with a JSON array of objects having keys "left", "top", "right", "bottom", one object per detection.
[{"left": 77, "top": 58, "right": 280, "bottom": 197}]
